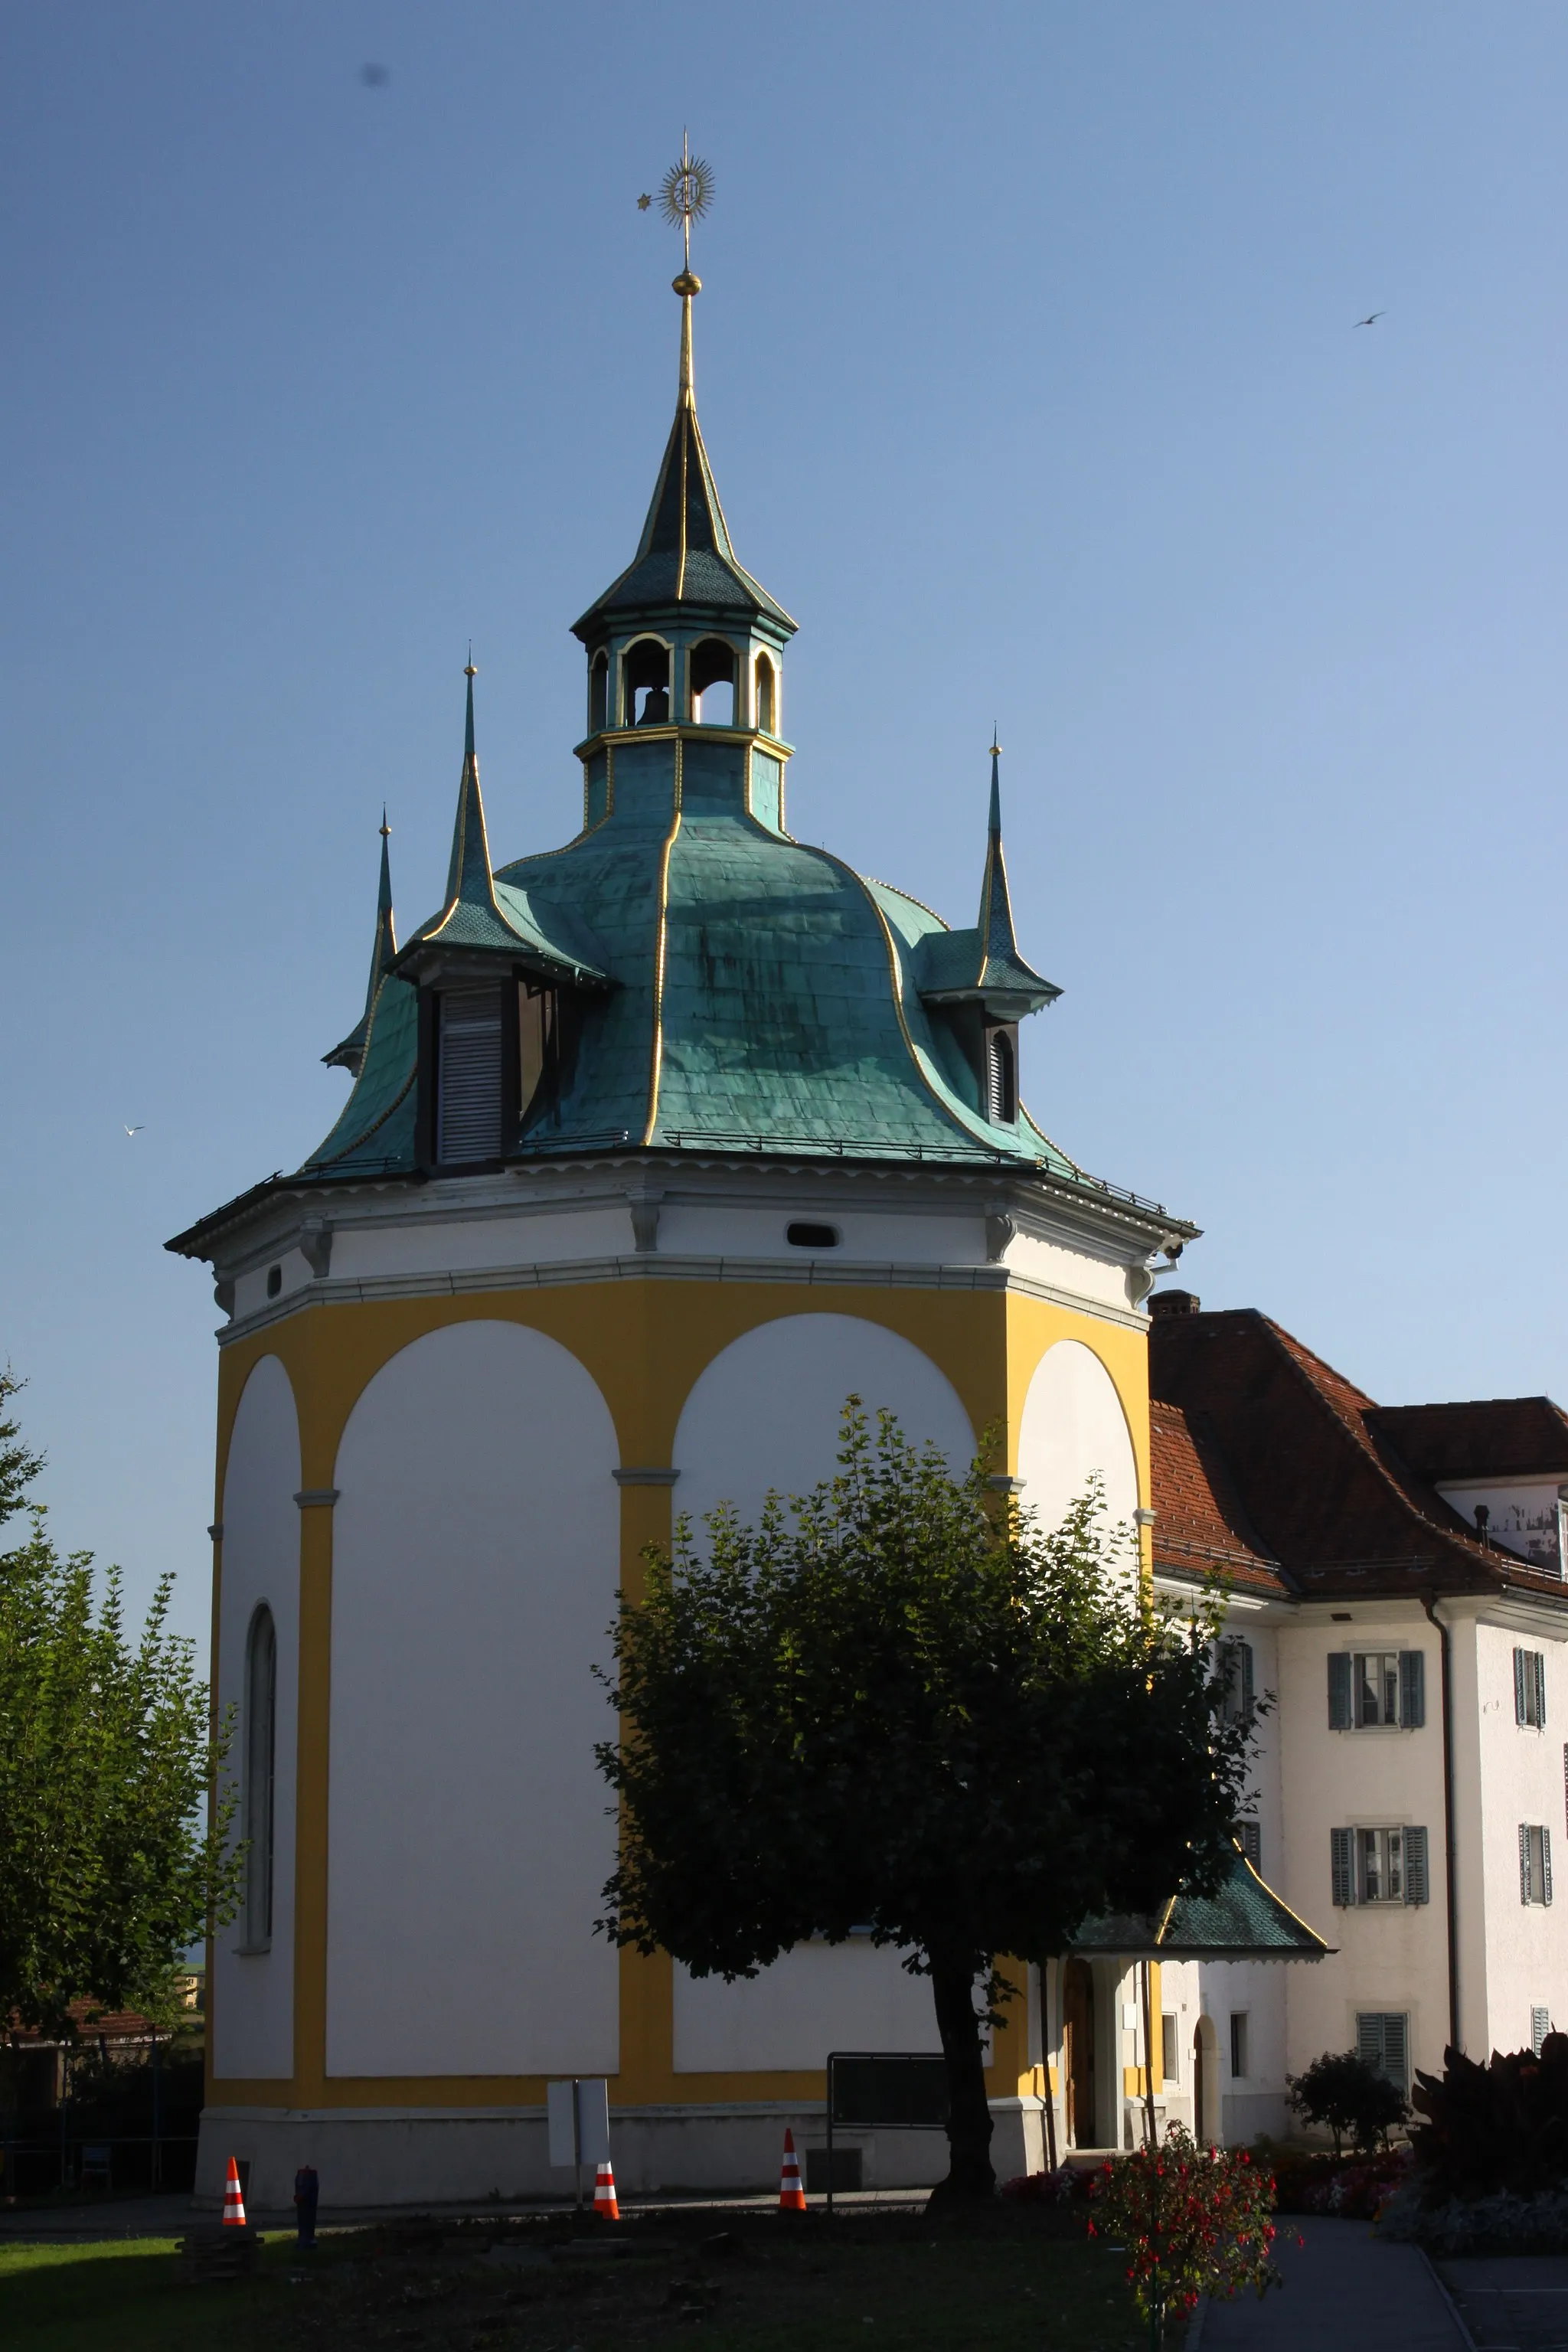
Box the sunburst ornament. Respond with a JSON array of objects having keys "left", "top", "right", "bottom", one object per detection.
[{"left": 657, "top": 132, "right": 713, "bottom": 273}]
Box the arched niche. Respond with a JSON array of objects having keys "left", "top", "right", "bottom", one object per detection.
[
  {"left": 753, "top": 650, "right": 777, "bottom": 735},
  {"left": 673, "top": 1312, "right": 974, "bottom": 1531},
  {"left": 325, "top": 1320, "right": 620, "bottom": 2079},
  {"left": 622, "top": 636, "right": 671, "bottom": 726},
  {"left": 1016, "top": 1338, "right": 1139, "bottom": 1547},
  {"left": 214, "top": 1353, "right": 300, "bottom": 2080},
  {"left": 689, "top": 635, "right": 737, "bottom": 726}
]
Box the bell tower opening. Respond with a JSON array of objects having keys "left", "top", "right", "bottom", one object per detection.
[
  {"left": 623, "top": 638, "right": 671, "bottom": 726},
  {"left": 690, "top": 637, "right": 736, "bottom": 726},
  {"left": 754, "top": 651, "right": 776, "bottom": 734},
  {"left": 588, "top": 651, "right": 609, "bottom": 735}
]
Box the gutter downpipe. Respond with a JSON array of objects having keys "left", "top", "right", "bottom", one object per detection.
[{"left": 1421, "top": 1593, "right": 1462, "bottom": 2054}]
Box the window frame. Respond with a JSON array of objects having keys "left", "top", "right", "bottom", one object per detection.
[
  {"left": 1515, "top": 1648, "right": 1547, "bottom": 1731},
  {"left": 1229, "top": 2012, "right": 1249, "bottom": 2079},
  {"left": 1521, "top": 1821, "right": 1553, "bottom": 1907},
  {"left": 242, "top": 1603, "right": 277, "bottom": 1954}
]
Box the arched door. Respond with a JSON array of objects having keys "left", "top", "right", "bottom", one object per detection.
[{"left": 1063, "top": 1959, "right": 1096, "bottom": 2148}]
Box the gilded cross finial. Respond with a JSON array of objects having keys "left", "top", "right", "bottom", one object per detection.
[{"left": 643, "top": 132, "right": 713, "bottom": 401}]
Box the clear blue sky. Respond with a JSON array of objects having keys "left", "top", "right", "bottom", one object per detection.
[{"left": 3, "top": 3, "right": 1565, "bottom": 1647}]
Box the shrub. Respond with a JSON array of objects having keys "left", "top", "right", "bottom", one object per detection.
[
  {"left": 1286, "top": 2050, "right": 1406, "bottom": 2157},
  {"left": 1409, "top": 2035, "right": 1568, "bottom": 2201},
  {"left": 1089, "top": 2124, "right": 1282, "bottom": 2347}
]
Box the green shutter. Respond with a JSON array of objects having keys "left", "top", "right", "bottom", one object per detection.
[
  {"left": 1521, "top": 1822, "right": 1534, "bottom": 1905},
  {"left": 1405, "top": 1825, "right": 1429, "bottom": 1905},
  {"left": 1537, "top": 1654, "right": 1548, "bottom": 1731},
  {"left": 1331, "top": 1827, "right": 1354, "bottom": 1906},
  {"left": 1546, "top": 1827, "right": 1553, "bottom": 1907},
  {"left": 1517, "top": 1649, "right": 1529, "bottom": 1725},
  {"left": 1400, "top": 1650, "right": 1426, "bottom": 1730},
  {"left": 1328, "top": 1653, "right": 1352, "bottom": 1730}
]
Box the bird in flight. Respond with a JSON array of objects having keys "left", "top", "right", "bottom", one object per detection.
[
  {"left": 1354, "top": 312, "right": 1386, "bottom": 328},
  {"left": 123, "top": 1124, "right": 142, "bottom": 1137}
]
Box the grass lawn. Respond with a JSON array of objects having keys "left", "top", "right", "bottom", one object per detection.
[{"left": 0, "top": 2206, "right": 1155, "bottom": 2350}]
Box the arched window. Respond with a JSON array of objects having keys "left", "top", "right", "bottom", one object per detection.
[
  {"left": 753, "top": 652, "right": 776, "bottom": 735},
  {"left": 987, "top": 1031, "right": 1017, "bottom": 1125},
  {"left": 690, "top": 637, "right": 736, "bottom": 726},
  {"left": 244, "top": 1605, "right": 276, "bottom": 1949},
  {"left": 588, "top": 652, "right": 609, "bottom": 734},
  {"left": 622, "top": 639, "right": 671, "bottom": 726}
]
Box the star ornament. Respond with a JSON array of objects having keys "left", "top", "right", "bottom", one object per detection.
[{"left": 636, "top": 193, "right": 652, "bottom": 211}]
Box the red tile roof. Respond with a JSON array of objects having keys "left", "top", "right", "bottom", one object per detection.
[
  {"left": 1149, "top": 1308, "right": 1568, "bottom": 1609},
  {"left": 1369, "top": 1398, "right": 1568, "bottom": 1484},
  {"left": 1149, "top": 1400, "right": 1286, "bottom": 1592}
]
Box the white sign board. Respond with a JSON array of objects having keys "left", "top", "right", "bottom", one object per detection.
[{"left": 547, "top": 2077, "right": 610, "bottom": 2169}]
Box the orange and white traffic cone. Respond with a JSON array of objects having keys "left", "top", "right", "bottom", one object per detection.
[
  {"left": 592, "top": 2158, "right": 619, "bottom": 2220},
  {"left": 778, "top": 2128, "right": 807, "bottom": 2212},
  {"left": 222, "top": 2156, "right": 247, "bottom": 2228}
]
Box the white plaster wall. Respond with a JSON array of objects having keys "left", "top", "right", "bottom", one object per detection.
[
  {"left": 671, "top": 1313, "right": 975, "bottom": 2067},
  {"left": 1472, "top": 1617, "right": 1568, "bottom": 2055},
  {"left": 672, "top": 1945, "right": 941, "bottom": 2072},
  {"left": 1015, "top": 1338, "right": 1139, "bottom": 1541},
  {"left": 213, "top": 1355, "right": 300, "bottom": 2079},
  {"left": 671, "top": 1310, "right": 975, "bottom": 1528},
  {"left": 1004, "top": 1231, "right": 1139, "bottom": 1316},
  {"left": 329, "top": 1207, "right": 632, "bottom": 1282},
  {"left": 326, "top": 1321, "right": 620, "bottom": 2078},
  {"left": 654, "top": 1204, "right": 986, "bottom": 1266},
  {"left": 232, "top": 1246, "right": 313, "bottom": 1321},
  {"left": 1275, "top": 1610, "right": 1449, "bottom": 2089}
]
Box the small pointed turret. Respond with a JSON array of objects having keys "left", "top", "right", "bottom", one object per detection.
[
  {"left": 442, "top": 662, "right": 496, "bottom": 910},
  {"left": 323, "top": 812, "right": 400, "bottom": 1076},
  {"left": 572, "top": 270, "right": 794, "bottom": 639},
  {"left": 915, "top": 743, "right": 1060, "bottom": 1021}
]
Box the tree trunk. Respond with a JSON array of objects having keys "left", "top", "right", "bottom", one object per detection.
[{"left": 928, "top": 1952, "right": 996, "bottom": 2205}]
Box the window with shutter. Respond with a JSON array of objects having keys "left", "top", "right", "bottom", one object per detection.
[
  {"left": 1523, "top": 1821, "right": 1534, "bottom": 1904},
  {"left": 1539, "top": 1654, "right": 1549, "bottom": 1731},
  {"left": 1547, "top": 1826, "right": 1554, "bottom": 1906},
  {"left": 1236, "top": 1821, "right": 1262, "bottom": 1872},
  {"left": 1516, "top": 1648, "right": 1547, "bottom": 1729},
  {"left": 1404, "top": 1825, "right": 1430, "bottom": 1906},
  {"left": 1331, "top": 1826, "right": 1354, "bottom": 1906},
  {"left": 1328, "top": 1652, "right": 1352, "bottom": 1730},
  {"left": 436, "top": 985, "right": 503, "bottom": 1163},
  {"left": 1533, "top": 2006, "right": 1552, "bottom": 2056},
  {"left": 1356, "top": 2012, "right": 1410, "bottom": 2092},
  {"left": 1400, "top": 1650, "right": 1426, "bottom": 1729},
  {"left": 1521, "top": 1823, "right": 1551, "bottom": 1906},
  {"left": 1218, "top": 1638, "right": 1255, "bottom": 1723}
]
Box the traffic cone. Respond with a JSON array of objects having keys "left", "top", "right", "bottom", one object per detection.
[
  {"left": 778, "top": 2128, "right": 807, "bottom": 2212},
  {"left": 222, "top": 2156, "right": 247, "bottom": 2228},
  {"left": 592, "top": 2158, "right": 619, "bottom": 2220}
]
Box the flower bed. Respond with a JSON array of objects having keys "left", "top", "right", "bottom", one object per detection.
[{"left": 1269, "top": 2145, "right": 1410, "bottom": 2220}]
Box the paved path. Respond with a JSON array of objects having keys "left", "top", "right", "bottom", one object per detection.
[
  {"left": 1194, "top": 2216, "right": 1464, "bottom": 2349},
  {"left": 1442, "top": 2254, "right": 1568, "bottom": 2349}
]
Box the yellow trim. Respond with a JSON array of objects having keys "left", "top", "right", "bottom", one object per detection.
[
  {"left": 206, "top": 1275, "right": 1150, "bottom": 2112},
  {"left": 642, "top": 739, "right": 683, "bottom": 1144}
]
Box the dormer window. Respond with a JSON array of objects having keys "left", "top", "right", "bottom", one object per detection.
[
  {"left": 436, "top": 984, "right": 503, "bottom": 1162},
  {"left": 623, "top": 638, "right": 671, "bottom": 726},
  {"left": 754, "top": 652, "right": 776, "bottom": 734},
  {"left": 518, "top": 981, "right": 558, "bottom": 1127},
  {"left": 986, "top": 1028, "right": 1017, "bottom": 1125},
  {"left": 690, "top": 637, "right": 737, "bottom": 726},
  {"left": 589, "top": 652, "right": 609, "bottom": 734}
]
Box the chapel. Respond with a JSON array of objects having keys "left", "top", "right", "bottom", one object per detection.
[{"left": 171, "top": 239, "right": 1219, "bottom": 2205}]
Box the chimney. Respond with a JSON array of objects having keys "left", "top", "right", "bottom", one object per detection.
[{"left": 1148, "top": 1289, "right": 1202, "bottom": 1319}]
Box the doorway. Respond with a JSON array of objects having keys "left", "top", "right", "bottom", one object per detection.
[{"left": 1063, "top": 1958, "right": 1096, "bottom": 2148}]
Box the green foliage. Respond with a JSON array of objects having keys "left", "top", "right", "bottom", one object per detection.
[
  {"left": 0, "top": 1368, "right": 46, "bottom": 1534},
  {"left": 1091, "top": 2125, "right": 1282, "bottom": 2344},
  {"left": 596, "top": 1400, "right": 1253, "bottom": 2196},
  {"left": 1286, "top": 2050, "right": 1407, "bottom": 2158},
  {"left": 0, "top": 1385, "right": 240, "bottom": 2036},
  {"left": 1410, "top": 2034, "right": 1568, "bottom": 2200}
]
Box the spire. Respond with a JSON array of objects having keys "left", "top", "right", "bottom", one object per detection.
[
  {"left": 443, "top": 660, "right": 496, "bottom": 912},
  {"left": 913, "top": 742, "right": 1060, "bottom": 1021},
  {"left": 571, "top": 141, "right": 795, "bottom": 642},
  {"left": 323, "top": 815, "right": 400, "bottom": 1074}
]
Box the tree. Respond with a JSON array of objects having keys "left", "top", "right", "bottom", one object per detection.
[
  {"left": 0, "top": 1369, "right": 45, "bottom": 1534},
  {"left": 1286, "top": 2050, "right": 1407, "bottom": 2158},
  {"left": 0, "top": 1387, "right": 240, "bottom": 2037},
  {"left": 597, "top": 1401, "right": 1252, "bottom": 2201}
]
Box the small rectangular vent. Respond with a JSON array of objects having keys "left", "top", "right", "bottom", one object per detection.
[{"left": 438, "top": 986, "right": 503, "bottom": 1164}]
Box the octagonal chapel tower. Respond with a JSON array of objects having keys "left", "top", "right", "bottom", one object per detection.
[{"left": 169, "top": 263, "right": 1197, "bottom": 2207}]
